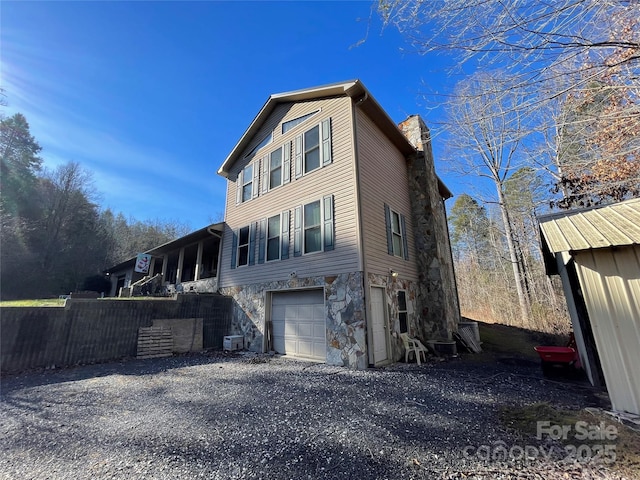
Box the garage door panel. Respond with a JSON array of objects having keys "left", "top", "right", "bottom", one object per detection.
[
  {"left": 298, "top": 322, "right": 313, "bottom": 337},
  {"left": 271, "top": 290, "right": 326, "bottom": 361},
  {"left": 273, "top": 290, "right": 324, "bottom": 305},
  {"left": 285, "top": 320, "right": 297, "bottom": 335},
  {"left": 313, "top": 324, "right": 326, "bottom": 338},
  {"left": 284, "top": 305, "right": 298, "bottom": 321},
  {"left": 285, "top": 338, "right": 298, "bottom": 353},
  {"left": 298, "top": 340, "right": 313, "bottom": 357}
]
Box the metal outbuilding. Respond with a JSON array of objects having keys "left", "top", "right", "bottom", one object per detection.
[{"left": 539, "top": 198, "right": 640, "bottom": 415}]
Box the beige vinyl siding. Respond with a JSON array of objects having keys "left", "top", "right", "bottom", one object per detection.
[
  {"left": 574, "top": 245, "right": 640, "bottom": 415},
  {"left": 240, "top": 100, "right": 328, "bottom": 164},
  {"left": 355, "top": 109, "right": 419, "bottom": 281},
  {"left": 220, "top": 96, "right": 360, "bottom": 288}
]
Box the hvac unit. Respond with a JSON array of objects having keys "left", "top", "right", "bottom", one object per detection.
[{"left": 223, "top": 335, "right": 244, "bottom": 351}]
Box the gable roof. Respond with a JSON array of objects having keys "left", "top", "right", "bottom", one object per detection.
[
  {"left": 539, "top": 198, "right": 640, "bottom": 254},
  {"left": 217, "top": 79, "right": 416, "bottom": 178}
]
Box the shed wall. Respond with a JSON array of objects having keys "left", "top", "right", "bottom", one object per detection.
[
  {"left": 555, "top": 252, "right": 599, "bottom": 386},
  {"left": 575, "top": 245, "right": 640, "bottom": 415}
]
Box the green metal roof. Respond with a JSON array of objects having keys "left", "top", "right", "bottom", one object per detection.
[{"left": 539, "top": 198, "right": 640, "bottom": 254}]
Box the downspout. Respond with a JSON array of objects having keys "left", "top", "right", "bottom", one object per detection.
[{"left": 351, "top": 93, "right": 372, "bottom": 365}]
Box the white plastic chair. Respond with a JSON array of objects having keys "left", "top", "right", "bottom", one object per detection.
[{"left": 400, "top": 333, "right": 428, "bottom": 365}]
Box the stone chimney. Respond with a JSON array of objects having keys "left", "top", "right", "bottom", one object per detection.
[
  {"left": 397, "top": 114, "right": 460, "bottom": 341},
  {"left": 398, "top": 115, "right": 430, "bottom": 152}
]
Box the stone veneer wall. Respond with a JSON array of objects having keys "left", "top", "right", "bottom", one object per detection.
[
  {"left": 368, "top": 273, "right": 422, "bottom": 362},
  {"left": 219, "top": 272, "right": 367, "bottom": 369},
  {"left": 399, "top": 115, "right": 461, "bottom": 339},
  {"left": 178, "top": 277, "right": 217, "bottom": 294}
]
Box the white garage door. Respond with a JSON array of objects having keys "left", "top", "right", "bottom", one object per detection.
[{"left": 271, "top": 289, "right": 326, "bottom": 361}]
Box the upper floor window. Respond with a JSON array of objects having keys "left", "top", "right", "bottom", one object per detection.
[
  {"left": 391, "top": 210, "right": 403, "bottom": 258},
  {"left": 304, "top": 126, "right": 321, "bottom": 174},
  {"left": 245, "top": 132, "right": 273, "bottom": 158},
  {"left": 236, "top": 161, "right": 260, "bottom": 205},
  {"left": 293, "top": 195, "right": 334, "bottom": 256},
  {"left": 294, "top": 118, "right": 332, "bottom": 179},
  {"left": 237, "top": 225, "right": 250, "bottom": 267},
  {"left": 269, "top": 148, "right": 282, "bottom": 190},
  {"left": 266, "top": 214, "right": 281, "bottom": 261},
  {"left": 384, "top": 204, "right": 409, "bottom": 260},
  {"left": 241, "top": 164, "right": 253, "bottom": 203},
  {"left": 282, "top": 110, "right": 320, "bottom": 134},
  {"left": 303, "top": 200, "right": 322, "bottom": 254}
]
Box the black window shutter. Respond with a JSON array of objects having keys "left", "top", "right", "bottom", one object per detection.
[
  {"left": 258, "top": 218, "right": 266, "bottom": 264},
  {"left": 323, "top": 194, "right": 334, "bottom": 251},
  {"left": 230, "top": 229, "right": 238, "bottom": 269},
  {"left": 252, "top": 160, "right": 260, "bottom": 199},
  {"left": 293, "top": 205, "right": 302, "bottom": 257},
  {"left": 235, "top": 171, "right": 242, "bottom": 205},
  {"left": 281, "top": 210, "right": 290, "bottom": 259},
  {"left": 294, "top": 135, "right": 303, "bottom": 179},
  {"left": 283, "top": 142, "right": 291, "bottom": 184},
  {"left": 262, "top": 156, "right": 269, "bottom": 194},
  {"left": 248, "top": 222, "right": 257, "bottom": 265},
  {"left": 384, "top": 203, "right": 393, "bottom": 255},
  {"left": 400, "top": 214, "right": 409, "bottom": 260},
  {"left": 321, "top": 118, "right": 332, "bottom": 166}
]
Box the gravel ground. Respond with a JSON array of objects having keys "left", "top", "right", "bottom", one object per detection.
[{"left": 0, "top": 352, "right": 634, "bottom": 480}]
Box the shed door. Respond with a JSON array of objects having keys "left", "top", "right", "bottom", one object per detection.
[{"left": 271, "top": 290, "right": 326, "bottom": 361}]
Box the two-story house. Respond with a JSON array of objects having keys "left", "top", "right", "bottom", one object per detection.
[{"left": 217, "top": 80, "right": 460, "bottom": 369}]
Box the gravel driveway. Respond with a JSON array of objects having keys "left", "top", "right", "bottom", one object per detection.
[{"left": 0, "top": 352, "right": 632, "bottom": 479}]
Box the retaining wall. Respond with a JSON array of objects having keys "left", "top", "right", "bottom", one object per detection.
[{"left": 1, "top": 295, "right": 232, "bottom": 373}]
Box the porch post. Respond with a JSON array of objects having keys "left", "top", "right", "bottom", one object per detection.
[
  {"left": 176, "top": 248, "right": 185, "bottom": 283},
  {"left": 161, "top": 255, "right": 168, "bottom": 283},
  {"left": 148, "top": 257, "right": 155, "bottom": 277},
  {"left": 194, "top": 241, "right": 204, "bottom": 280}
]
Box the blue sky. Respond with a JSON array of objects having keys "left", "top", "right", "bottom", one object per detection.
[{"left": 2, "top": 1, "right": 463, "bottom": 230}]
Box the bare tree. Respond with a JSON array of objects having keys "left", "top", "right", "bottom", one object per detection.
[
  {"left": 379, "top": 0, "right": 640, "bottom": 205},
  {"left": 446, "top": 72, "right": 531, "bottom": 323},
  {"left": 378, "top": 1, "right": 639, "bottom": 81},
  {"left": 38, "top": 162, "right": 98, "bottom": 271}
]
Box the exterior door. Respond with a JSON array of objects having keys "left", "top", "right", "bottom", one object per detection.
[
  {"left": 370, "top": 287, "right": 389, "bottom": 364},
  {"left": 271, "top": 289, "right": 326, "bottom": 361}
]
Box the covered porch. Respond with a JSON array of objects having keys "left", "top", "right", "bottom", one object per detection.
[{"left": 105, "top": 223, "right": 224, "bottom": 297}]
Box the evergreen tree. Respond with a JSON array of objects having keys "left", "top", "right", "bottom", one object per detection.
[{"left": 0, "top": 113, "right": 43, "bottom": 217}]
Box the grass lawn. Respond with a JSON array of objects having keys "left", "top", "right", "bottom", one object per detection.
[
  {"left": 462, "top": 319, "right": 566, "bottom": 364},
  {"left": 0, "top": 298, "right": 67, "bottom": 307},
  {"left": 0, "top": 297, "right": 176, "bottom": 307}
]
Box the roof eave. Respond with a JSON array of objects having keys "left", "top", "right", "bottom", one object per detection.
[
  {"left": 218, "top": 79, "right": 423, "bottom": 176},
  {"left": 437, "top": 176, "right": 453, "bottom": 200}
]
